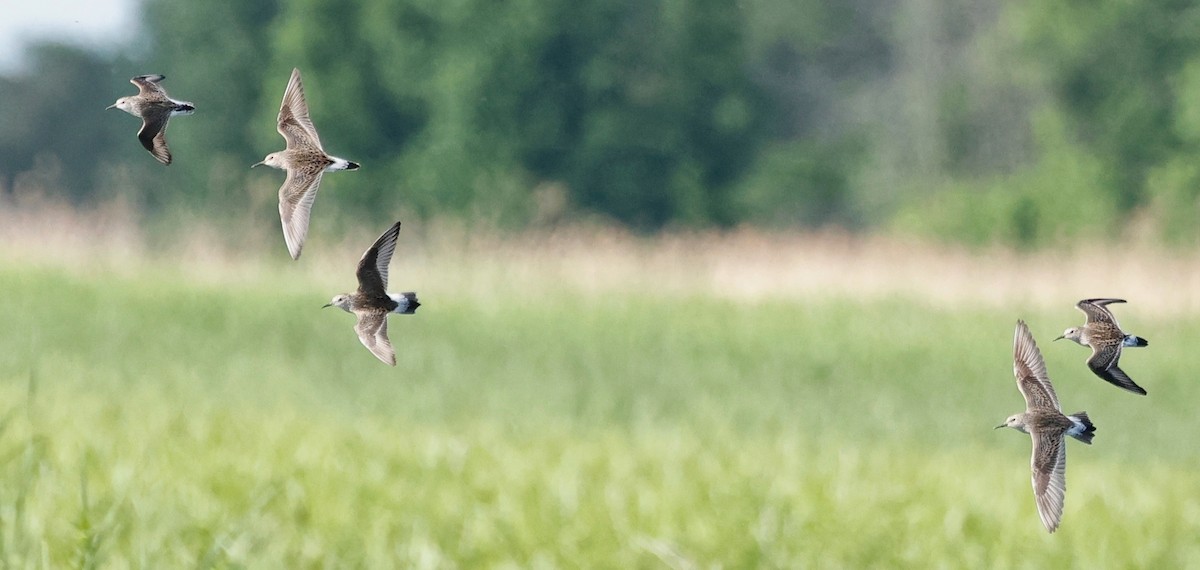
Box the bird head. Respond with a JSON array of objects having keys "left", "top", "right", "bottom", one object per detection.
[{"left": 252, "top": 152, "right": 285, "bottom": 169}]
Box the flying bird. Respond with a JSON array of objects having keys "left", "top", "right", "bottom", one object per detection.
[
  {"left": 997, "top": 320, "right": 1096, "bottom": 533},
  {"left": 325, "top": 221, "right": 420, "bottom": 366},
  {"left": 253, "top": 67, "right": 360, "bottom": 259},
  {"left": 107, "top": 74, "right": 194, "bottom": 165},
  {"left": 1055, "top": 298, "right": 1149, "bottom": 395}
]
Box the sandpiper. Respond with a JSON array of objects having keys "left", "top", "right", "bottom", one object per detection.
[
  {"left": 107, "top": 74, "right": 194, "bottom": 165},
  {"left": 253, "top": 67, "right": 360, "bottom": 260},
  {"left": 324, "top": 221, "right": 420, "bottom": 366},
  {"left": 997, "top": 320, "right": 1096, "bottom": 534},
  {"left": 1055, "top": 298, "right": 1148, "bottom": 395}
]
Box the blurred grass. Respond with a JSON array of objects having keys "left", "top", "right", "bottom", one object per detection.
[{"left": 0, "top": 259, "right": 1197, "bottom": 567}]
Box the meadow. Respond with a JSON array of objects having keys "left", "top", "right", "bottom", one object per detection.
[{"left": 0, "top": 211, "right": 1198, "bottom": 567}]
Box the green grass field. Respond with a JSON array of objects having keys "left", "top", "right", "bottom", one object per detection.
[{"left": 0, "top": 244, "right": 1198, "bottom": 567}]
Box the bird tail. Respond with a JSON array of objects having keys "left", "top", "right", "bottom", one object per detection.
[
  {"left": 1067, "top": 412, "right": 1096, "bottom": 444},
  {"left": 173, "top": 101, "right": 196, "bottom": 114},
  {"left": 331, "top": 157, "right": 359, "bottom": 171},
  {"left": 394, "top": 292, "right": 420, "bottom": 315},
  {"left": 1124, "top": 335, "right": 1148, "bottom": 347}
]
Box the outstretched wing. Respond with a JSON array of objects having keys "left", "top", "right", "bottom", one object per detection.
[
  {"left": 278, "top": 120, "right": 319, "bottom": 151},
  {"left": 1030, "top": 430, "right": 1067, "bottom": 533},
  {"left": 130, "top": 74, "right": 167, "bottom": 97},
  {"left": 277, "top": 167, "right": 325, "bottom": 259},
  {"left": 277, "top": 68, "right": 322, "bottom": 149},
  {"left": 1076, "top": 298, "right": 1124, "bottom": 326},
  {"left": 356, "top": 221, "right": 402, "bottom": 297},
  {"left": 1086, "top": 344, "right": 1147, "bottom": 395},
  {"left": 137, "top": 112, "right": 172, "bottom": 165},
  {"left": 1013, "top": 320, "right": 1060, "bottom": 411},
  {"left": 354, "top": 311, "right": 396, "bottom": 366}
]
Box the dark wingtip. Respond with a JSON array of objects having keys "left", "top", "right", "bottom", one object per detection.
[
  {"left": 1118, "top": 382, "right": 1148, "bottom": 396},
  {"left": 1091, "top": 364, "right": 1148, "bottom": 395},
  {"left": 1113, "top": 383, "right": 1148, "bottom": 396},
  {"left": 1082, "top": 298, "right": 1127, "bottom": 305},
  {"left": 1111, "top": 372, "right": 1149, "bottom": 395}
]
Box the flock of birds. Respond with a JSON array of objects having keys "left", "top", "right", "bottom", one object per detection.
[
  {"left": 999, "top": 299, "right": 1148, "bottom": 532},
  {"left": 106, "top": 69, "right": 1151, "bottom": 535},
  {"left": 108, "top": 69, "right": 418, "bottom": 366}
]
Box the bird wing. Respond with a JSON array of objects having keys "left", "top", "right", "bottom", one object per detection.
[
  {"left": 137, "top": 112, "right": 172, "bottom": 165},
  {"left": 356, "top": 221, "right": 402, "bottom": 296},
  {"left": 1086, "top": 338, "right": 1122, "bottom": 371},
  {"left": 354, "top": 311, "right": 396, "bottom": 366},
  {"left": 1013, "top": 320, "right": 1060, "bottom": 411},
  {"left": 130, "top": 74, "right": 167, "bottom": 97},
  {"left": 1086, "top": 344, "right": 1147, "bottom": 395},
  {"left": 277, "top": 167, "right": 325, "bottom": 259},
  {"left": 277, "top": 68, "right": 322, "bottom": 149},
  {"left": 1030, "top": 429, "right": 1067, "bottom": 533},
  {"left": 278, "top": 119, "right": 321, "bottom": 151},
  {"left": 1076, "top": 298, "right": 1124, "bottom": 326}
]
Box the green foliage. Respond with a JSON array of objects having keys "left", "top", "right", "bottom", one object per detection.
[
  {"left": 912, "top": 0, "right": 1200, "bottom": 246},
  {"left": 734, "top": 139, "right": 863, "bottom": 227},
  {"left": 1145, "top": 156, "right": 1200, "bottom": 245},
  {"left": 1013, "top": 0, "right": 1194, "bottom": 205},
  {"left": 1141, "top": 56, "right": 1200, "bottom": 245},
  {"left": 0, "top": 0, "right": 883, "bottom": 232},
  {"left": 0, "top": 260, "right": 1198, "bottom": 564},
  {"left": 134, "top": 0, "right": 281, "bottom": 210},
  {"left": 11, "top": 0, "right": 1200, "bottom": 241},
  {"left": 136, "top": 0, "right": 796, "bottom": 229},
  {"left": 892, "top": 109, "right": 1119, "bottom": 247},
  {"left": 0, "top": 44, "right": 134, "bottom": 202}
]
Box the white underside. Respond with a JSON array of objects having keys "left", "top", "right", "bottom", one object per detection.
[
  {"left": 1066, "top": 417, "right": 1087, "bottom": 437},
  {"left": 388, "top": 293, "right": 412, "bottom": 313},
  {"left": 325, "top": 157, "right": 355, "bottom": 172}
]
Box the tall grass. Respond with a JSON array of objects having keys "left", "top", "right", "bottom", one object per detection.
[
  {"left": 0, "top": 239, "right": 1198, "bottom": 566},
  {"left": 1, "top": 202, "right": 1198, "bottom": 565}
]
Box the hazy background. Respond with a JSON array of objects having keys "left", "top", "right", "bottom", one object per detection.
[
  {"left": 5, "top": 0, "right": 1199, "bottom": 247},
  {"left": 0, "top": 0, "right": 135, "bottom": 71},
  {"left": 3, "top": 1, "right": 1200, "bottom": 566}
]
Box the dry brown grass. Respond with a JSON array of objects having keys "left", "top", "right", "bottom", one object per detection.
[{"left": 3, "top": 199, "right": 1199, "bottom": 315}]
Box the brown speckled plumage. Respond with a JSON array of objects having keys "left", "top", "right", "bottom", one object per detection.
[
  {"left": 254, "top": 68, "right": 360, "bottom": 259},
  {"left": 325, "top": 222, "right": 420, "bottom": 366},
  {"left": 1056, "top": 298, "right": 1148, "bottom": 395},
  {"left": 108, "top": 74, "right": 194, "bottom": 165},
  {"left": 998, "top": 320, "right": 1096, "bottom": 534}
]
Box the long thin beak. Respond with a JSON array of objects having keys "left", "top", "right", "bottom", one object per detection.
[
  {"left": 1053, "top": 335, "right": 1064, "bottom": 342},
  {"left": 251, "top": 161, "right": 265, "bottom": 168},
  {"left": 994, "top": 424, "right": 1006, "bottom": 430},
  {"left": 322, "top": 303, "right": 332, "bottom": 309},
  {"left": 105, "top": 103, "right": 116, "bottom": 110}
]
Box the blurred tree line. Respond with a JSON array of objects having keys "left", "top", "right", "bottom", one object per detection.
[{"left": 2, "top": 0, "right": 1200, "bottom": 245}]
